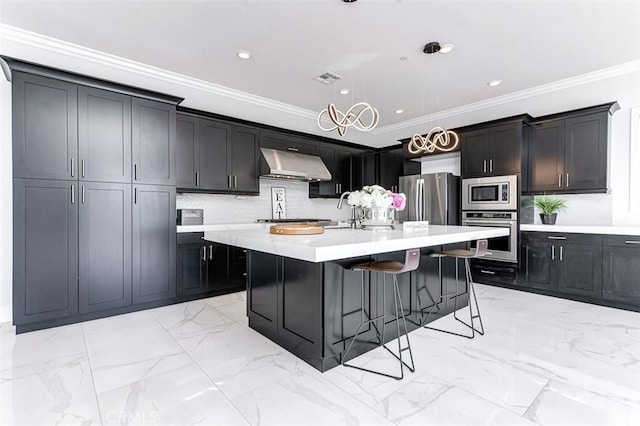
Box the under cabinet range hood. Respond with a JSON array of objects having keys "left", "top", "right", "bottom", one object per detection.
[{"left": 260, "top": 148, "right": 332, "bottom": 181}]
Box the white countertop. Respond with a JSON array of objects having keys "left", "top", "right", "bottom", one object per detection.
[
  {"left": 521, "top": 224, "right": 640, "bottom": 236},
  {"left": 202, "top": 224, "right": 509, "bottom": 263},
  {"left": 177, "top": 224, "right": 264, "bottom": 233}
]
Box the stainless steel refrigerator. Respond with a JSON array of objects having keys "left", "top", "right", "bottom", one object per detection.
[{"left": 398, "top": 173, "right": 460, "bottom": 225}]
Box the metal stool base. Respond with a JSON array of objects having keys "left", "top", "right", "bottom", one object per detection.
[{"left": 342, "top": 272, "right": 415, "bottom": 380}]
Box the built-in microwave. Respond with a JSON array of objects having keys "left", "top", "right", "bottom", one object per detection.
[{"left": 462, "top": 175, "right": 518, "bottom": 211}]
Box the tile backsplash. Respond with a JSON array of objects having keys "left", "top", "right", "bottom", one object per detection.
[
  {"left": 532, "top": 193, "right": 612, "bottom": 225},
  {"left": 177, "top": 178, "right": 352, "bottom": 224}
]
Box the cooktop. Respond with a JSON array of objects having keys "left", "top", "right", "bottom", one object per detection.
[{"left": 257, "top": 218, "right": 331, "bottom": 224}]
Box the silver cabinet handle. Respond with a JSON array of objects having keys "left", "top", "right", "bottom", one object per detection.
[
  {"left": 339, "top": 183, "right": 342, "bottom": 193},
  {"left": 233, "top": 175, "right": 237, "bottom": 188},
  {"left": 202, "top": 246, "right": 207, "bottom": 261},
  {"left": 287, "top": 147, "right": 299, "bottom": 152},
  {"left": 566, "top": 173, "right": 570, "bottom": 188},
  {"left": 71, "top": 158, "right": 75, "bottom": 177},
  {"left": 551, "top": 245, "right": 555, "bottom": 260},
  {"left": 71, "top": 184, "right": 75, "bottom": 204},
  {"left": 134, "top": 164, "right": 137, "bottom": 181},
  {"left": 624, "top": 240, "right": 640, "bottom": 244},
  {"left": 547, "top": 236, "right": 567, "bottom": 240},
  {"left": 489, "top": 159, "right": 493, "bottom": 173},
  {"left": 558, "top": 174, "right": 562, "bottom": 188},
  {"left": 209, "top": 245, "right": 213, "bottom": 260},
  {"left": 227, "top": 175, "right": 232, "bottom": 188},
  {"left": 480, "top": 270, "right": 496, "bottom": 275},
  {"left": 195, "top": 172, "right": 199, "bottom": 186},
  {"left": 81, "top": 185, "right": 85, "bottom": 204},
  {"left": 81, "top": 159, "right": 85, "bottom": 178},
  {"left": 560, "top": 245, "right": 564, "bottom": 261},
  {"left": 483, "top": 160, "right": 487, "bottom": 173},
  {"left": 335, "top": 183, "right": 338, "bottom": 194}
]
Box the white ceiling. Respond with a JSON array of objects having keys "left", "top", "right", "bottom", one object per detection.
[{"left": 1, "top": 0, "right": 639, "bottom": 147}]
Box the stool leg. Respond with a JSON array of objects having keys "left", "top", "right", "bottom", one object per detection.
[
  {"left": 390, "top": 274, "right": 415, "bottom": 374},
  {"left": 419, "top": 256, "right": 445, "bottom": 326}
]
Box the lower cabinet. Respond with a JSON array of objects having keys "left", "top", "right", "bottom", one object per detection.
[
  {"left": 247, "top": 244, "right": 468, "bottom": 372},
  {"left": 602, "top": 235, "right": 640, "bottom": 306},
  {"left": 521, "top": 232, "right": 602, "bottom": 299},
  {"left": 176, "top": 233, "right": 247, "bottom": 298}
]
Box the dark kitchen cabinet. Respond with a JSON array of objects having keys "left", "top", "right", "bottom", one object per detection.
[
  {"left": 132, "top": 184, "right": 177, "bottom": 304},
  {"left": 132, "top": 98, "right": 176, "bottom": 186},
  {"left": 176, "top": 114, "right": 259, "bottom": 194},
  {"left": 13, "top": 179, "right": 79, "bottom": 325},
  {"left": 177, "top": 233, "right": 247, "bottom": 297},
  {"left": 378, "top": 147, "right": 404, "bottom": 192},
  {"left": 352, "top": 151, "right": 378, "bottom": 190},
  {"left": 309, "top": 145, "right": 353, "bottom": 198},
  {"left": 79, "top": 182, "right": 132, "bottom": 313},
  {"left": 12, "top": 72, "right": 78, "bottom": 181},
  {"left": 602, "top": 236, "right": 640, "bottom": 308},
  {"left": 521, "top": 232, "right": 602, "bottom": 299},
  {"left": 78, "top": 86, "right": 132, "bottom": 183},
  {"left": 528, "top": 103, "right": 618, "bottom": 194},
  {"left": 460, "top": 120, "right": 527, "bottom": 178}
]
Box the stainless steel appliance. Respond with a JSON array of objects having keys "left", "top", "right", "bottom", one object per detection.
[
  {"left": 260, "top": 148, "right": 332, "bottom": 181},
  {"left": 462, "top": 175, "right": 518, "bottom": 211},
  {"left": 399, "top": 173, "right": 460, "bottom": 225},
  {"left": 462, "top": 211, "right": 518, "bottom": 263},
  {"left": 176, "top": 209, "right": 203, "bottom": 225},
  {"left": 257, "top": 218, "right": 332, "bottom": 225}
]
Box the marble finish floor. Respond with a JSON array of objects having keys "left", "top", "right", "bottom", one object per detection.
[{"left": 1, "top": 285, "right": 639, "bottom": 425}]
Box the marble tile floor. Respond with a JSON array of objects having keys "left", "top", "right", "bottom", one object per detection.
[{"left": 1, "top": 285, "right": 639, "bottom": 425}]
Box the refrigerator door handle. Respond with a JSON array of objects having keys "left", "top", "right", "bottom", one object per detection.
[{"left": 417, "top": 179, "right": 425, "bottom": 221}]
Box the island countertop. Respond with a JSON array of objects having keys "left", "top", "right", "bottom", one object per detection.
[{"left": 203, "top": 224, "right": 509, "bottom": 262}]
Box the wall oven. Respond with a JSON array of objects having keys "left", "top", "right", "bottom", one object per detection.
[
  {"left": 462, "top": 175, "right": 518, "bottom": 211},
  {"left": 462, "top": 211, "right": 518, "bottom": 263}
]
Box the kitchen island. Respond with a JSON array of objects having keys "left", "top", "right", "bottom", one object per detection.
[{"left": 204, "top": 224, "right": 509, "bottom": 371}]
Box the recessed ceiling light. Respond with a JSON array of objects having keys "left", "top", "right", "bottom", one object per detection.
[
  {"left": 236, "top": 50, "right": 252, "bottom": 60},
  {"left": 400, "top": 56, "right": 408, "bottom": 61},
  {"left": 395, "top": 109, "right": 404, "bottom": 114},
  {"left": 487, "top": 79, "right": 502, "bottom": 87},
  {"left": 339, "top": 88, "right": 350, "bottom": 95},
  {"left": 439, "top": 44, "right": 454, "bottom": 54}
]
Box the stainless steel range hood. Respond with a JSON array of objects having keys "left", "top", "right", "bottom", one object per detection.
[{"left": 260, "top": 148, "right": 332, "bottom": 181}]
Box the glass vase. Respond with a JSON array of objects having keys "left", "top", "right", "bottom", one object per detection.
[{"left": 360, "top": 206, "right": 395, "bottom": 230}]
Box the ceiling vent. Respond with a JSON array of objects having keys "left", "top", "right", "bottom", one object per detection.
[{"left": 314, "top": 71, "right": 343, "bottom": 85}]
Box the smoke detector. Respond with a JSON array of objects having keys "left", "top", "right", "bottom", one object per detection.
[{"left": 314, "top": 71, "right": 343, "bottom": 85}]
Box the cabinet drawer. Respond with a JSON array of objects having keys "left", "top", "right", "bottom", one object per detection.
[
  {"left": 522, "top": 232, "right": 602, "bottom": 245},
  {"left": 177, "top": 232, "right": 204, "bottom": 244},
  {"left": 602, "top": 235, "right": 640, "bottom": 247}
]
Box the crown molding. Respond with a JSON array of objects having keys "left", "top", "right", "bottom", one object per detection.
[
  {"left": 373, "top": 60, "right": 640, "bottom": 135},
  {"left": 0, "top": 24, "right": 319, "bottom": 120}
]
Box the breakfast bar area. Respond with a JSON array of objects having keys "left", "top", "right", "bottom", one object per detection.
[{"left": 204, "top": 225, "right": 508, "bottom": 371}]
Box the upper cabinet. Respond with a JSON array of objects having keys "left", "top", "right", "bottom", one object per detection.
[
  {"left": 176, "top": 113, "right": 259, "bottom": 194},
  {"left": 309, "top": 144, "right": 355, "bottom": 198},
  {"left": 459, "top": 117, "right": 531, "bottom": 179},
  {"left": 12, "top": 72, "right": 78, "bottom": 181},
  {"left": 528, "top": 103, "right": 618, "bottom": 194},
  {"left": 378, "top": 148, "right": 404, "bottom": 193},
  {"left": 132, "top": 98, "right": 176, "bottom": 186}
]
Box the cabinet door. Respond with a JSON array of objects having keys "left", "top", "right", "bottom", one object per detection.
[
  {"left": 556, "top": 243, "right": 602, "bottom": 298},
  {"left": 379, "top": 150, "right": 402, "bottom": 192},
  {"left": 177, "top": 242, "right": 208, "bottom": 297},
  {"left": 176, "top": 114, "right": 199, "bottom": 189},
  {"left": 522, "top": 240, "right": 556, "bottom": 291},
  {"left": 13, "top": 179, "right": 79, "bottom": 324},
  {"left": 199, "top": 118, "right": 231, "bottom": 190},
  {"left": 12, "top": 72, "right": 78, "bottom": 180},
  {"left": 78, "top": 86, "right": 131, "bottom": 183},
  {"left": 336, "top": 148, "right": 353, "bottom": 192},
  {"left": 79, "top": 182, "right": 132, "bottom": 313},
  {"left": 603, "top": 245, "right": 640, "bottom": 307},
  {"left": 247, "top": 251, "right": 278, "bottom": 336},
  {"left": 312, "top": 145, "right": 339, "bottom": 197},
  {"left": 132, "top": 99, "right": 176, "bottom": 185},
  {"left": 206, "top": 243, "right": 231, "bottom": 291},
  {"left": 564, "top": 112, "right": 608, "bottom": 192},
  {"left": 353, "top": 151, "right": 378, "bottom": 190},
  {"left": 229, "top": 247, "right": 248, "bottom": 290},
  {"left": 529, "top": 120, "right": 565, "bottom": 192},
  {"left": 132, "top": 185, "right": 177, "bottom": 304},
  {"left": 230, "top": 125, "right": 260, "bottom": 193},
  {"left": 490, "top": 123, "right": 521, "bottom": 175},
  {"left": 460, "top": 129, "right": 490, "bottom": 178}
]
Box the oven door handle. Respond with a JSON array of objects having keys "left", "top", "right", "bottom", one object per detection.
[{"left": 463, "top": 220, "right": 515, "bottom": 226}]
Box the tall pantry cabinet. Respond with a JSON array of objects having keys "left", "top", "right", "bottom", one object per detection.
[{"left": 8, "top": 59, "right": 182, "bottom": 331}]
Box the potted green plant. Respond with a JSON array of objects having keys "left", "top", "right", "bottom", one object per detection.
[{"left": 534, "top": 195, "right": 567, "bottom": 225}]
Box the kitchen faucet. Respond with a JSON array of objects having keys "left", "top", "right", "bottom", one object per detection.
[{"left": 337, "top": 191, "right": 357, "bottom": 229}]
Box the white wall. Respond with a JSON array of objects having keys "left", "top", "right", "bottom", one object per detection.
[
  {"left": 177, "top": 179, "right": 351, "bottom": 224},
  {"left": 420, "top": 152, "right": 460, "bottom": 176},
  {"left": 0, "top": 74, "right": 11, "bottom": 324}
]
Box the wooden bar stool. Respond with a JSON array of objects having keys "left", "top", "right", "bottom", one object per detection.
[
  {"left": 341, "top": 249, "right": 420, "bottom": 380},
  {"left": 421, "top": 240, "right": 488, "bottom": 339}
]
